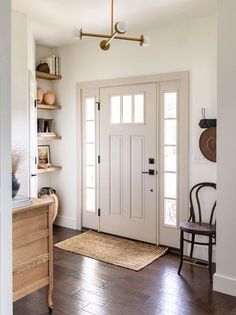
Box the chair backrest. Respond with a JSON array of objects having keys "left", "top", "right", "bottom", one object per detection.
[{"left": 189, "top": 182, "right": 216, "bottom": 224}]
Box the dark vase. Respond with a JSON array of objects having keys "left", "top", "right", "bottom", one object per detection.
[{"left": 12, "top": 175, "right": 20, "bottom": 198}]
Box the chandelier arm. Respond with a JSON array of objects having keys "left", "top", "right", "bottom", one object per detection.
[
  {"left": 111, "top": 0, "right": 114, "bottom": 35},
  {"left": 82, "top": 32, "right": 142, "bottom": 43}
]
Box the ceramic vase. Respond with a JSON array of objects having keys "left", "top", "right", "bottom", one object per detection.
[
  {"left": 12, "top": 175, "right": 20, "bottom": 198},
  {"left": 43, "top": 91, "right": 55, "bottom": 105},
  {"left": 37, "top": 87, "right": 44, "bottom": 104}
]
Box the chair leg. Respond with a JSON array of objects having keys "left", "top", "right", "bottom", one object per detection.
[
  {"left": 190, "top": 234, "right": 195, "bottom": 258},
  {"left": 178, "top": 230, "right": 184, "bottom": 275},
  {"left": 208, "top": 235, "right": 213, "bottom": 282}
]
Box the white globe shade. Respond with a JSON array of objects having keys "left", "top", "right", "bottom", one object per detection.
[{"left": 115, "top": 21, "right": 127, "bottom": 34}]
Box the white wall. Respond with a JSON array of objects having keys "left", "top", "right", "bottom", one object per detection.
[
  {"left": 12, "top": 10, "right": 29, "bottom": 196},
  {"left": 214, "top": 0, "right": 236, "bottom": 297},
  {"left": 51, "top": 15, "right": 217, "bottom": 230},
  {"left": 12, "top": 10, "right": 36, "bottom": 197},
  {"left": 0, "top": 1, "right": 12, "bottom": 314}
]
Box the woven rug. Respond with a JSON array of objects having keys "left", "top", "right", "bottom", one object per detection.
[{"left": 55, "top": 230, "right": 168, "bottom": 271}]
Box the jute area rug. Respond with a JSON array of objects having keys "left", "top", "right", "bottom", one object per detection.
[{"left": 55, "top": 230, "right": 168, "bottom": 271}]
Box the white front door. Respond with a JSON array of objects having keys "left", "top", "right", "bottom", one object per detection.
[{"left": 99, "top": 83, "right": 157, "bottom": 243}]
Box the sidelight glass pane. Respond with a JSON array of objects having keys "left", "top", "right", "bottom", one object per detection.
[
  {"left": 164, "top": 173, "right": 176, "bottom": 198},
  {"left": 85, "top": 97, "right": 95, "bottom": 120},
  {"left": 86, "top": 166, "right": 95, "bottom": 188},
  {"left": 164, "top": 120, "right": 177, "bottom": 145},
  {"left": 164, "top": 92, "right": 177, "bottom": 118},
  {"left": 164, "top": 146, "right": 177, "bottom": 172},
  {"left": 86, "top": 188, "right": 95, "bottom": 212},
  {"left": 86, "top": 121, "right": 95, "bottom": 143},
  {"left": 164, "top": 199, "right": 177, "bottom": 226},
  {"left": 134, "top": 94, "right": 144, "bottom": 123},
  {"left": 122, "top": 95, "right": 132, "bottom": 123},
  {"left": 86, "top": 144, "right": 95, "bottom": 165},
  {"left": 110, "top": 96, "right": 121, "bottom": 123}
]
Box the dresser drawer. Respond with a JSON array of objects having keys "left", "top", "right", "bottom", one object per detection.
[
  {"left": 13, "top": 261, "right": 49, "bottom": 292},
  {"left": 13, "top": 207, "right": 48, "bottom": 242},
  {"left": 13, "top": 237, "right": 48, "bottom": 268}
]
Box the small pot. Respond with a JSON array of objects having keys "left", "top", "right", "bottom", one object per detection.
[
  {"left": 37, "top": 87, "right": 44, "bottom": 104},
  {"left": 12, "top": 175, "right": 20, "bottom": 198},
  {"left": 43, "top": 91, "right": 55, "bottom": 105}
]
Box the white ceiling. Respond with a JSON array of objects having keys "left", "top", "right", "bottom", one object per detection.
[{"left": 12, "top": 0, "right": 217, "bottom": 47}]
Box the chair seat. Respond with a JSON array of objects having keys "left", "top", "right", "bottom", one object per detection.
[{"left": 179, "top": 222, "right": 216, "bottom": 236}]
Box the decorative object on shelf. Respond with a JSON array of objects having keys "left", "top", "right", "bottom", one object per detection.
[
  {"left": 37, "top": 145, "right": 51, "bottom": 169},
  {"left": 38, "top": 187, "right": 59, "bottom": 222},
  {"left": 36, "top": 62, "right": 50, "bottom": 73},
  {"left": 43, "top": 91, "right": 56, "bottom": 105},
  {"left": 40, "top": 55, "right": 60, "bottom": 76},
  {"left": 12, "top": 149, "right": 24, "bottom": 198},
  {"left": 37, "top": 118, "right": 55, "bottom": 133},
  {"left": 37, "top": 87, "right": 44, "bottom": 104},
  {"left": 199, "top": 127, "right": 216, "bottom": 162},
  {"left": 199, "top": 108, "right": 217, "bottom": 129},
  {"left": 73, "top": 0, "right": 150, "bottom": 51}
]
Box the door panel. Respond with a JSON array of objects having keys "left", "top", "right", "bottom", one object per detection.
[{"left": 99, "top": 83, "right": 157, "bottom": 243}]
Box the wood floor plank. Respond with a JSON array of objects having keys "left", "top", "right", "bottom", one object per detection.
[{"left": 13, "top": 225, "right": 236, "bottom": 315}]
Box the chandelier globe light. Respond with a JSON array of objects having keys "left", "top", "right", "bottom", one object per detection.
[{"left": 73, "top": 0, "right": 150, "bottom": 51}]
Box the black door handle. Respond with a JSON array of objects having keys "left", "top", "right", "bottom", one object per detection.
[
  {"left": 31, "top": 174, "right": 37, "bottom": 177},
  {"left": 142, "top": 169, "right": 155, "bottom": 175}
]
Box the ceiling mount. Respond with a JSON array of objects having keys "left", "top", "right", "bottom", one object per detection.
[{"left": 73, "top": 0, "right": 150, "bottom": 51}]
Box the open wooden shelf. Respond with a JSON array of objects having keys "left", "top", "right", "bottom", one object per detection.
[
  {"left": 36, "top": 71, "right": 61, "bottom": 80},
  {"left": 37, "top": 103, "right": 61, "bottom": 110},
  {"left": 37, "top": 166, "right": 62, "bottom": 174},
  {"left": 37, "top": 135, "right": 62, "bottom": 141}
]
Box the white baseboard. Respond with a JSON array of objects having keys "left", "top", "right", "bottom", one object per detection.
[
  {"left": 214, "top": 273, "right": 236, "bottom": 297},
  {"left": 187, "top": 243, "right": 216, "bottom": 263},
  {"left": 54, "top": 215, "right": 77, "bottom": 230}
]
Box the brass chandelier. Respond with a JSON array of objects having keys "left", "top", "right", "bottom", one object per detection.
[{"left": 73, "top": 0, "right": 150, "bottom": 51}]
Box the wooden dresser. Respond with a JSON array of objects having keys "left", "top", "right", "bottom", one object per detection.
[{"left": 13, "top": 198, "right": 55, "bottom": 312}]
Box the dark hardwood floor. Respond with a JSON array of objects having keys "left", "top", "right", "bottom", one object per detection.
[{"left": 14, "top": 226, "right": 236, "bottom": 315}]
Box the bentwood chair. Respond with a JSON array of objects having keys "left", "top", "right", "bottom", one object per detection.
[{"left": 178, "top": 182, "right": 216, "bottom": 281}]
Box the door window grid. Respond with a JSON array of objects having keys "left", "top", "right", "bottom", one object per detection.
[
  {"left": 163, "top": 92, "right": 178, "bottom": 227},
  {"left": 84, "top": 97, "right": 96, "bottom": 212},
  {"left": 110, "top": 94, "right": 145, "bottom": 124}
]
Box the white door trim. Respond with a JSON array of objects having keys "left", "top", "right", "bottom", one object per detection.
[
  {"left": 0, "top": 0, "right": 12, "bottom": 314},
  {"left": 76, "top": 72, "right": 189, "bottom": 247}
]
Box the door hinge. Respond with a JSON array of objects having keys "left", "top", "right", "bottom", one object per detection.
[
  {"left": 34, "top": 99, "right": 37, "bottom": 108},
  {"left": 98, "top": 208, "right": 101, "bottom": 217},
  {"left": 98, "top": 155, "right": 100, "bottom": 164},
  {"left": 35, "top": 157, "right": 37, "bottom": 164},
  {"left": 96, "top": 101, "right": 100, "bottom": 111}
]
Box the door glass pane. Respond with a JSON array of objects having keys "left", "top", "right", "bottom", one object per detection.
[
  {"left": 164, "top": 146, "right": 177, "bottom": 172},
  {"left": 86, "top": 166, "right": 95, "bottom": 188},
  {"left": 86, "top": 121, "right": 95, "bottom": 143},
  {"left": 122, "top": 95, "right": 132, "bottom": 123},
  {"left": 164, "top": 173, "right": 176, "bottom": 198},
  {"left": 85, "top": 97, "right": 95, "bottom": 120},
  {"left": 164, "top": 92, "right": 177, "bottom": 118},
  {"left": 164, "top": 120, "right": 176, "bottom": 145},
  {"left": 86, "top": 188, "right": 95, "bottom": 211},
  {"left": 110, "top": 96, "right": 121, "bottom": 123},
  {"left": 164, "top": 199, "right": 177, "bottom": 226},
  {"left": 134, "top": 94, "right": 144, "bottom": 123},
  {"left": 86, "top": 143, "right": 95, "bottom": 165}
]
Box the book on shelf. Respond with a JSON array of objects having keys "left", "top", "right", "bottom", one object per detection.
[
  {"left": 40, "top": 55, "right": 60, "bottom": 76},
  {"left": 12, "top": 195, "right": 32, "bottom": 208}
]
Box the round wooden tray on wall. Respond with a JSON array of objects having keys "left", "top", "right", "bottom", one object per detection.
[{"left": 199, "top": 127, "right": 216, "bottom": 162}]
